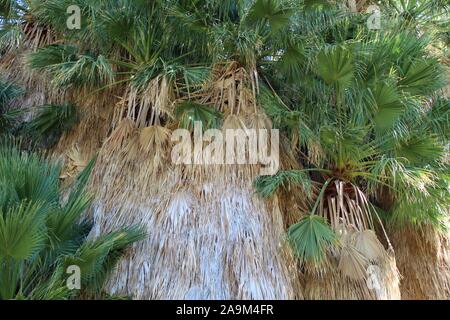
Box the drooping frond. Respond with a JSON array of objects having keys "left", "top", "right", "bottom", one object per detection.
[{"left": 28, "top": 45, "right": 114, "bottom": 88}]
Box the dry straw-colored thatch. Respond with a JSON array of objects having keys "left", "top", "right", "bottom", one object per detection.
[
  {"left": 389, "top": 225, "right": 450, "bottom": 300},
  {"left": 53, "top": 87, "right": 120, "bottom": 181},
  {"left": 0, "top": 21, "right": 59, "bottom": 106},
  {"left": 302, "top": 237, "right": 401, "bottom": 300},
  {"left": 87, "top": 62, "right": 300, "bottom": 299}
]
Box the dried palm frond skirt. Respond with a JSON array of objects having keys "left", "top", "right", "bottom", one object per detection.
[
  {"left": 302, "top": 251, "right": 401, "bottom": 300},
  {"left": 87, "top": 119, "right": 299, "bottom": 299},
  {"left": 389, "top": 225, "right": 450, "bottom": 300}
]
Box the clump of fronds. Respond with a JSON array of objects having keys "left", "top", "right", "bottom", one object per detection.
[
  {"left": 0, "top": 77, "right": 23, "bottom": 135},
  {"left": 28, "top": 45, "right": 114, "bottom": 89},
  {"left": 59, "top": 145, "right": 91, "bottom": 180},
  {"left": 199, "top": 62, "right": 259, "bottom": 116},
  {"left": 0, "top": 24, "right": 23, "bottom": 53},
  {"left": 24, "top": 103, "right": 78, "bottom": 147},
  {"left": 138, "top": 125, "right": 172, "bottom": 179},
  {"left": 117, "top": 75, "right": 174, "bottom": 128},
  {"left": 288, "top": 215, "right": 336, "bottom": 265},
  {"left": 0, "top": 76, "right": 23, "bottom": 107},
  {"left": 255, "top": 170, "right": 314, "bottom": 199},
  {"left": 0, "top": 140, "right": 145, "bottom": 299}
]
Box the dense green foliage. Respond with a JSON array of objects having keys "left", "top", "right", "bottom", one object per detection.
[
  {"left": 1, "top": 0, "right": 448, "bottom": 275},
  {"left": 0, "top": 140, "right": 144, "bottom": 299}
]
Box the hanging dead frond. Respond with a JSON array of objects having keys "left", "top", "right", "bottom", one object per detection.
[
  {"left": 59, "top": 145, "right": 90, "bottom": 180},
  {"left": 116, "top": 75, "right": 175, "bottom": 129},
  {"left": 319, "top": 180, "right": 375, "bottom": 232},
  {"left": 300, "top": 179, "right": 400, "bottom": 299}
]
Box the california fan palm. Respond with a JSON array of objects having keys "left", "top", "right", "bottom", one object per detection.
[{"left": 0, "top": 0, "right": 448, "bottom": 300}]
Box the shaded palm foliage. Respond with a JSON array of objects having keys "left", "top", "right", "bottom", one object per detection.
[
  {"left": 0, "top": 77, "right": 23, "bottom": 134},
  {"left": 255, "top": 2, "right": 449, "bottom": 263},
  {"left": 0, "top": 140, "right": 145, "bottom": 299},
  {"left": 0, "top": 0, "right": 448, "bottom": 299}
]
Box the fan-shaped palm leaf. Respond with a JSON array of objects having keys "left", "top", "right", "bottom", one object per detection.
[
  {"left": 175, "top": 101, "right": 223, "bottom": 131},
  {"left": 287, "top": 215, "right": 336, "bottom": 264},
  {"left": 316, "top": 45, "right": 354, "bottom": 90}
]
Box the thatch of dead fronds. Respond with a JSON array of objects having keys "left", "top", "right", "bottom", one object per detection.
[
  {"left": 389, "top": 224, "right": 450, "bottom": 300},
  {"left": 301, "top": 235, "right": 401, "bottom": 299},
  {"left": 0, "top": 51, "right": 66, "bottom": 110},
  {"left": 303, "top": 253, "right": 400, "bottom": 300},
  {"left": 52, "top": 87, "right": 122, "bottom": 183},
  {"left": 87, "top": 62, "right": 301, "bottom": 299},
  {"left": 114, "top": 75, "right": 175, "bottom": 128}
]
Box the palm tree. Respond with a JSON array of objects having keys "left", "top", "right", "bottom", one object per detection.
[
  {"left": 84, "top": 0, "right": 301, "bottom": 299},
  {"left": 255, "top": 1, "right": 449, "bottom": 299},
  {"left": 1, "top": 0, "right": 301, "bottom": 299},
  {"left": 0, "top": 0, "right": 448, "bottom": 300},
  {"left": 0, "top": 139, "right": 144, "bottom": 299}
]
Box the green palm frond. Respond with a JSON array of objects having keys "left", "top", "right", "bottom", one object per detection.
[
  {"left": 288, "top": 215, "right": 336, "bottom": 264},
  {"left": 395, "top": 134, "right": 444, "bottom": 166},
  {"left": 316, "top": 45, "right": 354, "bottom": 90},
  {"left": 398, "top": 58, "right": 446, "bottom": 96},
  {"left": 425, "top": 98, "right": 449, "bottom": 140},
  {"left": 25, "top": 267, "right": 71, "bottom": 300},
  {"left": 276, "top": 43, "right": 305, "bottom": 83},
  {"left": 63, "top": 226, "right": 145, "bottom": 296},
  {"left": 369, "top": 82, "right": 405, "bottom": 132},
  {"left": 175, "top": 101, "right": 223, "bottom": 131},
  {"left": 28, "top": 45, "right": 114, "bottom": 88},
  {"left": 0, "top": 141, "right": 60, "bottom": 205},
  {"left": 255, "top": 169, "right": 315, "bottom": 198},
  {"left": 178, "top": 66, "right": 211, "bottom": 91},
  {"left": 302, "top": 0, "right": 332, "bottom": 10},
  {"left": 0, "top": 24, "right": 23, "bottom": 52},
  {"left": 383, "top": 0, "right": 449, "bottom": 27},
  {"left": 28, "top": 45, "right": 78, "bottom": 68},
  {"left": 0, "top": 109, "right": 23, "bottom": 134},
  {"left": 0, "top": 77, "right": 22, "bottom": 134},
  {"left": 0, "top": 202, "right": 47, "bottom": 260},
  {"left": 246, "top": 0, "right": 293, "bottom": 33},
  {"left": 0, "top": 77, "right": 23, "bottom": 108},
  {"left": 388, "top": 168, "right": 449, "bottom": 228},
  {"left": 25, "top": 103, "right": 78, "bottom": 146},
  {"left": 390, "top": 191, "right": 448, "bottom": 230},
  {"left": 0, "top": 143, "right": 143, "bottom": 299}
]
